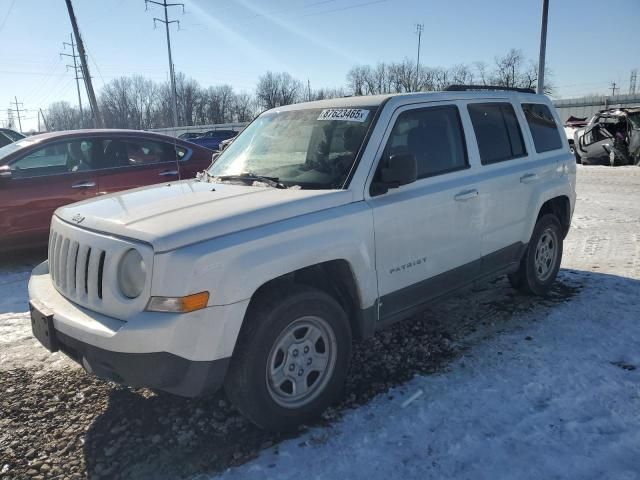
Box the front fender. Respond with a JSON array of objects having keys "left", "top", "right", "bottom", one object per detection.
[{"left": 152, "top": 201, "right": 377, "bottom": 310}]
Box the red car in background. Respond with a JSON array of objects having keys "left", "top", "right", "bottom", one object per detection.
[{"left": 0, "top": 129, "right": 215, "bottom": 251}]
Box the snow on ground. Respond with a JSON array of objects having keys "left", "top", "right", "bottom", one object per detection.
[
  {"left": 210, "top": 165, "right": 640, "bottom": 480},
  {"left": 0, "top": 251, "right": 73, "bottom": 371}
]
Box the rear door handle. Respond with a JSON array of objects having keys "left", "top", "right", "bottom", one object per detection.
[
  {"left": 71, "top": 181, "right": 96, "bottom": 189},
  {"left": 520, "top": 173, "right": 538, "bottom": 184},
  {"left": 159, "top": 170, "right": 179, "bottom": 176},
  {"left": 454, "top": 189, "right": 479, "bottom": 201}
]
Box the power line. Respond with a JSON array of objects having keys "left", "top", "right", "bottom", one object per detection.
[
  {"left": 61, "top": 32, "right": 84, "bottom": 125},
  {"left": 145, "top": 0, "right": 184, "bottom": 128},
  {"left": 0, "top": 0, "right": 16, "bottom": 35}
]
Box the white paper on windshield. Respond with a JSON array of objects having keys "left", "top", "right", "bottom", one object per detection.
[{"left": 317, "top": 108, "right": 369, "bottom": 122}]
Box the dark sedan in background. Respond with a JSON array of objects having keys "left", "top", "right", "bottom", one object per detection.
[
  {"left": 0, "top": 129, "right": 215, "bottom": 251},
  {"left": 187, "top": 129, "right": 238, "bottom": 150}
]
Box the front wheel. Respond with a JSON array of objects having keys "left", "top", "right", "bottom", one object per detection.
[
  {"left": 224, "top": 284, "right": 351, "bottom": 431},
  {"left": 508, "top": 214, "right": 563, "bottom": 295}
]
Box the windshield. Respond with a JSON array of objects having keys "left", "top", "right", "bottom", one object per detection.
[
  {"left": 0, "top": 138, "right": 37, "bottom": 160},
  {"left": 1, "top": 129, "right": 25, "bottom": 142},
  {"left": 207, "top": 107, "right": 376, "bottom": 189}
]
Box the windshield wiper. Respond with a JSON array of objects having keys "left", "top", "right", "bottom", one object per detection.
[{"left": 214, "top": 172, "right": 288, "bottom": 189}]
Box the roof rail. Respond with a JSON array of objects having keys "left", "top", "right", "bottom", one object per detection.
[{"left": 444, "top": 84, "right": 536, "bottom": 94}]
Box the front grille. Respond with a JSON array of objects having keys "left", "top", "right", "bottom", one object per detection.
[
  {"left": 49, "top": 229, "right": 106, "bottom": 304},
  {"left": 47, "top": 216, "right": 152, "bottom": 320}
]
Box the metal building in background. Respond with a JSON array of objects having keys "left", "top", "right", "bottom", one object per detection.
[{"left": 553, "top": 93, "right": 640, "bottom": 123}]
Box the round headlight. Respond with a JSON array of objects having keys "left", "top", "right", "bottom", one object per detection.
[{"left": 118, "top": 249, "right": 146, "bottom": 299}]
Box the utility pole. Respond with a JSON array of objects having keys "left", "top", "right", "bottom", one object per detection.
[
  {"left": 610, "top": 82, "right": 619, "bottom": 96},
  {"left": 61, "top": 33, "right": 84, "bottom": 126},
  {"left": 40, "top": 108, "right": 50, "bottom": 131},
  {"left": 629, "top": 70, "right": 637, "bottom": 95},
  {"left": 6, "top": 109, "right": 14, "bottom": 130},
  {"left": 12, "top": 97, "right": 23, "bottom": 132},
  {"left": 307, "top": 79, "right": 311, "bottom": 101},
  {"left": 64, "top": 0, "right": 103, "bottom": 128},
  {"left": 537, "top": 0, "right": 549, "bottom": 94},
  {"left": 415, "top": 23, "right": 424, "bottom": 92},
  {"left": 146, "top": 0, "right": 184, "bottom": 128}
]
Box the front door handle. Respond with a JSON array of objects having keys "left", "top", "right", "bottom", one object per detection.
[
  {"left": 520, "top": 173, "right": 538, "bottom": 184},
  {"left": 71, "top": 181, "right": 96, "bottom": 189},
  {"left": 159, "top": 170, "right": 179, "bottom": 176},
  {"left": 454, "top": 189, "right": 479, "bottom": 201}
]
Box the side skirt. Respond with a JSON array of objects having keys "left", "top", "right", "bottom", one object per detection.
[{"left": 366, "top": 242, "right": 527, "bottom": 332}]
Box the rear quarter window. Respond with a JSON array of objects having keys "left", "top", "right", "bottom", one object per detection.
[{"left": 522, "top": 103, "right": 563, "bottom": 153}]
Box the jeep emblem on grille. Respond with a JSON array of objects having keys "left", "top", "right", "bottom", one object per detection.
[{"left": 71, "top": 213, "right": 85, "bottom": 224}]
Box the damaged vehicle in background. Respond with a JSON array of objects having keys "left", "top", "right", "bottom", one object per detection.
[
  {"left": 563, "top": 116, "right": 587, "bottom": 160},
  {"left": 574, "top": 108, "right": 640, "bottom": 166}
]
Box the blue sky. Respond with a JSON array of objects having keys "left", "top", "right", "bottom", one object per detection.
[{"left": 1, "top": 0, "right": 639, "bottom": 131}]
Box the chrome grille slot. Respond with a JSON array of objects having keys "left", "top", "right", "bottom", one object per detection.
[
  {"left": 86, "top": 247, "right": 103, "bottom": 302},
  {"left": 58, "top": 238, "right": 70, "bottom": 290},
  {"left": 97, "top": 251, "right": 106, "bottom": 299},
  {"left": 66, "top": 241, "right": 79, "bottom": 295},
  {"left": 75, "top": 244, "right": 89, "bottom": 296},
  {"left": 47, "top": 228, "right": 106, "bottom": 306}
]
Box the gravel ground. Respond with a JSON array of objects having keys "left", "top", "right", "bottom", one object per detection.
[{"left": 2, "top": 164, "right": 633, "bottom": 479}]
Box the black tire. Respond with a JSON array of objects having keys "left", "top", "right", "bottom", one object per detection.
[
  {"left": 508, "top": 214, "right": 563, "bottom": 295},
  {"left": 224, "top": 283, "right": 352, "bottom": 431}
]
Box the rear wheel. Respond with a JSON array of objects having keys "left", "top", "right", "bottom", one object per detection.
[
  {"left": 224, "top": 284, "right": 351, "bottom": 431},
  {"left": 508, "top": 214, "right": 563, "bottom": 295}
]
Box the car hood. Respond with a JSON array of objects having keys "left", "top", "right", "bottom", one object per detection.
[{"left": 55, "top": 180, "right": 354, "bottom": 252}]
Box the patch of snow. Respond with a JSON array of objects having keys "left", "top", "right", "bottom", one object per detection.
[
  {"left": 0, "top": 253, "right": 73, "bottom": 372},
  {"left": 216, "top": 270, "right": 640, "bottom": 480}
]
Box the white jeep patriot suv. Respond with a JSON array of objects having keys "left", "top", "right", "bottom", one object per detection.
[{"left": 29, "top": 86, "right": 576, "bottom": 430}]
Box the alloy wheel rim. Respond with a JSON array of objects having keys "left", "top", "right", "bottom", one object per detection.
[
  {"left": 534, "top": 227, "right": 558, "bottom": 282},
  {"left": 265, "top": 315, "right": 337, "bottom": 408}
]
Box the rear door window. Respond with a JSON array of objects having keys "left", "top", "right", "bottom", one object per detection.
[
  {"left": 522, "top": 103, "right": 563, "bottom": 152},
  {"left": 468, "top": 103, "right": 526, "bottom": 164},
  {"left": 101, "top": 138, "right": 177, "bottom": 169}
]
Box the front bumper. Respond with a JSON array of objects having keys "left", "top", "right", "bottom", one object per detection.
[
  {"left": 28, "top": 261, "right": 249, "bottom": 397},
  {"left": 54, "top": 328, "right": 229, "bottom": 397}
]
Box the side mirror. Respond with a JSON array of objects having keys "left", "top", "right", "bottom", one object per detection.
[
  {"left": 371, "top": 153, "right": 417, "bottom": 196},
  {"left": 384, "top": 151, "right": 417, "bottom": 182},
  {"left": 0, "top": 165, "right": 11, "bottom": 182}
]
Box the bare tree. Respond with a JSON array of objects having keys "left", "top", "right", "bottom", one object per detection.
[
  {"left": 492, "top": 48, "right": 525, "bottom": 88},
  {"left": 47, "top": 101, "right": 82, "bottom": 131},
  {"left": 256, "top": 72, "right": 302, "bottom": 109},
  {"left": 473, "top": 61, "right": 490, "bottom": 85},
  {"left": 449, "top": 64, "right": 474, "bottom": 86},
  {"left": 346, "top": 66, "right": 368, "bottom": 96},
  {"left": 233, "top": 92, "right": 256, "bottom": 122},
  {"left": 177, "top": 74, "right": 201, "bottom": 127}
]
